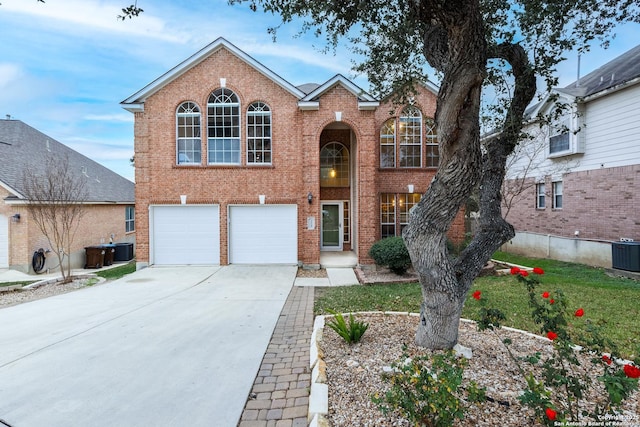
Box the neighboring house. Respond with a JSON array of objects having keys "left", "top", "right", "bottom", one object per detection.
[
  {"left": 502, "top": 44, "right": 640, "bottom": 267},
  {"left": 0, "top": 119, "right": 135, "bottom": 273},
  {"left": 121, "top": 37, "right": 464, "bottom": 269}
]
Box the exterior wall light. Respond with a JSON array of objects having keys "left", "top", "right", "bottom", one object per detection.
[
  {"left": 12, "top": 213, "right": 20, "bottom": 222},
  {"left": 307, "top": 192, "right": 313, "bottom": 204}
]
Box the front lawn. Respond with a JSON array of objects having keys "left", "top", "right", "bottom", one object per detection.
[{"left": 315, "top": 252, "right": 640, "bottom": 357}]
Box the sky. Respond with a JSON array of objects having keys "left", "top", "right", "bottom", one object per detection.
[{"left": 1, "top": 1, "right": 639, "bottom": 182}]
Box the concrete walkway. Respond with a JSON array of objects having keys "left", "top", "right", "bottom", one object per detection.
[{"left": 0, "top": 265, "right": 296, "bottom": 427}]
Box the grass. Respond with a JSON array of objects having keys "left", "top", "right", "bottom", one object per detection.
[
  {"left": 315, "top": 252, "right": 640, "bottom": 357},
  {"left": 0, "top": 281, "right": 36, "bottom": 288},
  {"left": 95, "top": 261, "right": 136, "bottom": 280}
]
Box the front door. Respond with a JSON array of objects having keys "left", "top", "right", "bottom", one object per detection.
[{"left": 321, "top": 202, "right": 343, "bottom": 251}]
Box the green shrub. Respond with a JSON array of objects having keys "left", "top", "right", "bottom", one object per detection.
[
  {"left": 373, "top": 347, "right": 467, "bottom": 427},
  {"left": 368, "top": 237, "right": 412, "bottom": 275},
  {"left": 326, "top": 310, "right": 369, "bottom": 344}
]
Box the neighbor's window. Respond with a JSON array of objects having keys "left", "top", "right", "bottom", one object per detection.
[
  {"left": 247, "top": 102, "right": 271, "bottom": 164},
  {"left": 320, "top": 142, "right": 349, "bottom": 187},
  {"left": 207, "top": 88, "right": 240, "bottom": 164},
  {"left": 424, "top": 118, "right": 439, "bottom": 168},
  {"left": 398, "top": 106, "right": 422, "bottom": 167},
  {"left": 380, "top": 193, "right": 396, "bottom": 238},
  {"left": 380, "top": 118, "right": 396, "bottom": 168},
  {"left": 552, "top": 181, "right": 563, "bottom": 209},
  {"left": 549, "top": 113, "right": 571, "bottom": 154},
  {"left": 125, "top": 206, "right": 135, "bottom": 232},
  {"left": 176, "top": 102, "right": 201, "bottom": 164},
  {"left": 536, "top": 183, "right": 546, "bottom": 209}
]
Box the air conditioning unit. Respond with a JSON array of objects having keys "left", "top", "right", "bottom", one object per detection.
[{"left": 611, "top": 241, "right": 640, "bottom": 272}]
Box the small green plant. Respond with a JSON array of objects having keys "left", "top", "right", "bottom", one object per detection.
[
  {"left": 325, "top": 310, "right": 369, "bottom": 344},
  {"left": 373, "top": 346, "right": 467, "bottom": 427},
  {"left": 473, "top": 267, "right": 640, "bottom": 426},
  {"left": 368, "top": 236, "right": 412, "bottom": 275}
]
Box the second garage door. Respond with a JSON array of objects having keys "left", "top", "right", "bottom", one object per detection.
[
  {"left": 229, "top": 205, "right": 297, "bottom": 264},
  {"left": 151, "top": 205, "right": 220, "bottom": 265}
]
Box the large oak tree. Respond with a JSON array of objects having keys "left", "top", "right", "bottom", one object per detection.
[{"left": 122, "top": 0, "right": 639, "bottom": 349}]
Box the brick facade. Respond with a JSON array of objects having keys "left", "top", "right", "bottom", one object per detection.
[
  {"left": 505, "top": 165, "right": 640, "bottom": 241},
  {"left": 1, "top": 184, "right": 134, "bottom": 272},
  {"left": 126, "top": 39, "right": 465, "bottom": 267}
]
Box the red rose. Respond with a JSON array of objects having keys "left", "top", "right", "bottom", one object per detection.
[
  {"left": 520, "top": 270, "right": 529, "bottom": 277},
  {"left": 510, "top": 267, "right": 521, "bottom": 275},
  {"left": 545, "top": 408, "right": 557, "bottom": 421},
  {"left": 550, "top": 299, "right": 555, "bottom": 304},
  {"left": 547, "top": 331, "right": 558, "bottom": 341},
  {"left": 542, "top": 292, "right": 550, "bottom": 299},
  {"left": 623, "top": 364, "right": 640, "bottom": 379},
  {"left": 533, "top": 267, "right": 544, "bottom": 275},
  {"left": 472, "top": 290, "right": 481, "bottom": 300},
  {"left": 574, "top": 308, "right": 584, "bottom": 317},
  {"left": 602, "top": 355, "right": 612, "bottom": 365}
]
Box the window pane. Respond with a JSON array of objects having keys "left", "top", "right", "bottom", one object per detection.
[
  {"left": 320, "top": 142, "right": 350, "bottom": 187},
  {"left": 425, "top": 118, "right": 439, "bottom": 167},
  {"left": 380, "top": 193, "right": 396, "bottom": 238},
  {"left": 537, "top": 183, "right": 546, "bottom": 209},
  {"left": 380, "top": 118, "right": 395, "bottom": 168},
  {"left": 176, "top": 102, "right": 202, "bottom": 164},
  {"left": 207, "top": 88, "right": 240, "bottom": 164},
  {"left": 247, "top": 102, "right": 272, "bottom": 164},
  {"left": 399, "top": 107, "right": 422, "bottom": 168}
]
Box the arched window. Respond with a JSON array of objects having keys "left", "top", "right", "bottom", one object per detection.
[
  {"left": 320, "top": 142, "right": 349, "bottom": 187},
  {"left": 424, "top": 118, "right": 439, "bottom": 167},
  {"left": 207, "top": 88, "right": 240, "bottom": 164},
  {"left": 247, "top": 102, "right": 271, "bottom": 164},
  {"left": 380, "top": 118, "right": 395, "bottom": 168},
  {"left": 398, "top": 106, "right": 422, "bottom": 167},
  {"left": 176, "top": 102, "right": 201, "bottom": 164}
]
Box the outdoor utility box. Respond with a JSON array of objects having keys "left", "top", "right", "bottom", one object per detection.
[
  {"left": 84, "top": 246, "right": 105, "bottom": 269},
  {"left": 114, "top": 242, "right": 134, "bottom": 262},
  {"left": 611, "top": 242, "right": 640, "bottom": 272},
  {"left": 101, "top": 244, "right": 116, "bottom": 266}
]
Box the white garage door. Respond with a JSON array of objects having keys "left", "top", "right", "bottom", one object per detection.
[
  {"left": 0, "top": 214, "right": 8, "bottom": 268},
  {"left": 151, "top": 205, "right": 220, "bottom": 265},
  {"left": 229, "top": 205, "right": 297, "bottom": 264}
]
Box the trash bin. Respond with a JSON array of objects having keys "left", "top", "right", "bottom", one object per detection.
[
  {"left": 85, "top": 246, "right": 105, "bottom": 269},
  {"left": 114, "top": 242, "right": 134, "bottom": 262},
  {"left": 101, "top": 244, "right": 116, "bottom": 266}
]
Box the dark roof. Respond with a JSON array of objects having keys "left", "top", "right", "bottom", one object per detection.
[
  {"left": 296, "top": 83, "right": 321, "bottom": 95},
  {"left": 0, "top": 119, "right": 134, "bottom": 203},
  {"left": 559, "top": 44, "right": 640, "bottom": 97}
]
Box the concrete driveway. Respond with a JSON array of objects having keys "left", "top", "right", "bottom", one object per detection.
[{"left": 0, "top": 265, "right": 297, "bottom": 427}]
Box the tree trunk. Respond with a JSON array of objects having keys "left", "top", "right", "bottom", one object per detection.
[
  {"left": 405, "top": 2, "right": 486, "bottom": 349},
  {"left": 405, "top": 4, "right": 537, "bottom": 349}
]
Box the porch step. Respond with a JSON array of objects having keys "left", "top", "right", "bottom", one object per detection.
[{"left": 319, "top": 252, "right": 357, "bottom": 268}]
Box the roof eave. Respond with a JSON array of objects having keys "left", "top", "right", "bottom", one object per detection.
[
  {"left": 120, "top": 37, "right": 306, "bottom": 111},
  {"left": 358, "top": 101, "right": 379, "bottom": 110},
  {"left": 298, "top": 101, "right": 320, "bottom": 111}
]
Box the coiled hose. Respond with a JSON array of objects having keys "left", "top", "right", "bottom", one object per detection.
[{"left": 32, "top": 248, "right": 46, "bottom": 273}]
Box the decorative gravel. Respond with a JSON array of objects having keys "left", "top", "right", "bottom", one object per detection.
[
  {"left": 0, "top": 276, "right": 103, "bottom": 308},
  {"left": 321, "top": 312, "right": 639, "bottom": 426}
]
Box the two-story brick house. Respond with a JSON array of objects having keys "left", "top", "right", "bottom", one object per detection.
[{"left": 122, "top": 37, "right": 463, "bottom": 269}]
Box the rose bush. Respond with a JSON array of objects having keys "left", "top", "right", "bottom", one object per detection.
[{"left": 473, "top": 266, "right": 640, "bottom": 425}]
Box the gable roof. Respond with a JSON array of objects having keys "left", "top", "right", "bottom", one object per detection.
[
  {"left": 0, "top": 119, "right": 134, "bottom": 204},
  {"left": 121, "top": 37, "right": 306, "bottom": 112},
  {"left": 558, "top": 44, "right": 640, "bottom": 99},
  {"left": 298, "top": 74, "right": 379, "bottom": 110}
]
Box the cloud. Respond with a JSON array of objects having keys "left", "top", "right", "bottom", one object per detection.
[
  {"left": 84, "top": 113, "right": 134, "bottom": 123},
  {"left": 1, "top": 0, "right": 187, "bottom": 43},
  {"left": 0, "top": 63, "right": 21, "bottom": 90}
]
